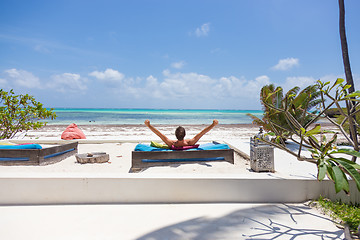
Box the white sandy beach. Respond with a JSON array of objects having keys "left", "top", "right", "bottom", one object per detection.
[
  {"left": 1, "top": 123, "right": 342, "bottom": 178},
  {"left": 1, "top": 124, "right": 255, "bottom": 174},
  {"left": 22, "top": 122, "right": 342, "bottom": 142},
  {"left": 23, "top": 123, "right": 261, "bottom": 141}
]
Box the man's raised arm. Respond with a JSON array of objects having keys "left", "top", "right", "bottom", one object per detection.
[
  {"left": 144, "top": 120, "right": 174, "bottom": 147},
  {"left": 188, "top": 119, "right": 218, "bottom": 145}
]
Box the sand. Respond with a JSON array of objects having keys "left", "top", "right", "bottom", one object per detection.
[
  {"left": 1, "top": 123, "right": 341, "bottom": 177},
  {"left": 0, "top": 142, "right": 252, "bottom": 175},
  {"left": 22, "top": 123, "right": 261, "bottom": 140},
  {"left": 17, "top": 122, "right": 342, "bottom": 142}
]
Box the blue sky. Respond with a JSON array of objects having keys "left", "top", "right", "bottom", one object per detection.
[{"left": 0, "top": 0, "right": 359, "bottom": 110}]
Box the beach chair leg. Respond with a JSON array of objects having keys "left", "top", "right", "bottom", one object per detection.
[{"left": 129, "top": 167, "right": 142, "bottom": 173}]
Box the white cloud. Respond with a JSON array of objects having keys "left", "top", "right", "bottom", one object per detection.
[
  {"left": 171, "top": 61, "right": 186, "bottom": 69},
  {"left": 0, "top": 78, "right": 8, "bottom": 87},
  {"left": 160, "top": 70, "right": 216, "bottom": 98},
  {"left": 194, "top": 23, "right": 210, "bottom": 37},
  {"left": 4, "top": 69, "right": 41, "bottom": 88},
  {"left": 272, "top": 58, "right": 299, "bottom": 71},
  {"left": 89, "top": 68, "right": 125, "bottom": 82},
  {"left": 281, "top": 74, "right": 360, "bottom": 93},
  {"left": 255, "top": 75, "right": 271, "bottom": 85},
  {"left": 116, "top": 69, "right": 268, "bottom": 109},
  {"left": 146, "top": 75, "right": 158, "bottom": 85},
  {"left": 0, "top": 67, "right": 271, "bottom": 109},
  {"left": 129, "top": 75, "right": 164, "bottom": 99},
  {"left": 48, "top": 73, "right": 87, "bottom": 92},
  {"left": 215, "top": 75, "right": 271, "bottom": 99},
  {"left": 283, "top": 76, "right": 316, "bottom": 92}
]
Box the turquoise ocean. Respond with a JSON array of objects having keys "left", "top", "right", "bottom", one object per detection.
[{"left": 46, "top": 108, "right": 263, "bottom": 125}]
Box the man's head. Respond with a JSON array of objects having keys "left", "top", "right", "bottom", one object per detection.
[{"left": 175, "top": 126, "right": 186, "bottom": 140}]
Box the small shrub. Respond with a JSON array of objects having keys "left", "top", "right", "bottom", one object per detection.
[
  {"left": 0, "top": 89, "right": 56, "bottom": 139},
  {"left": 316, "top": 196, "right": 360, "bottom": 232}
]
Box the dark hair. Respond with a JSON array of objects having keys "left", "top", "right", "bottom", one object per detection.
[{"left": 175, "top": 126, "right": 186, "bottom": 140}]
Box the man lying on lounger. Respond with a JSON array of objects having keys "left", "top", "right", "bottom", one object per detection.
[{"left": 144, "top": 119, "right": 218, "bottom": 148}]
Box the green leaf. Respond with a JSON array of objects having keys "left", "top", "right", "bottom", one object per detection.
[
  {"left": 332, "top": 148, "right": 360, "bottom": 158},
  {"left": 346, "top": 91, "right": 360, "bottom": 98},
  {"left": 326, "top": 164, "right": 335, "bottom": 181},
  {"left": 340, "top": 98, "right": 360, "bottom": 103},
  {"left": 288, "top": 93, "right": 296, "bottom": 99},
  {"left": 332, "top": 157, "right": 360, "bottom": 170},
  {"left": 324, "top": 81, "right": 330, "bottom": 86},
  {"left": 318, "top": 163, "right": 326, "bottom": 181},
  {"left": 334, "top": 78, "right": 345, "bottom": 86},
  {"left": 334, "top": 158, "right": 360, "bottom": 192},
  {"left": 343, "top": 85, "right": 351, "bottom": 90},
  {"left": 308, "top": 148, "right": 319, "bottom": 155},
  {"left": 328, "top": 79, "right": 344, "bottom": 92},
  {"left": 293, "top": 93, "right": 308, "bottom": 108},
  {"left": 320, "top": 130, "right": 335, "bottom": 134},
  {"left": 324, "top": 134, "right": 337, "bottom": 153},
  {"left": 309, "top": 135, "right": 319, "bottom": 144},
  {"left": 332, "top": 165, "right": 349, "bottom": 193},
  {"left": 265, "top": 89, "right": 282, "bottom": 102},
  {"left": 305, "top": 124, "right": 321, "bottom": 137},
  {"left": 300, "top": 128, "right": 306, "bottom": 135}
]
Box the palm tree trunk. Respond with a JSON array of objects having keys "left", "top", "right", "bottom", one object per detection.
[{"left": 339, "top": 0, "right": 359, "bottom": 161}]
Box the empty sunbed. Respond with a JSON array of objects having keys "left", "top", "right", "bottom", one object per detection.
[{"left": 0, "top": 142, "right": 78, "bottom": 165}]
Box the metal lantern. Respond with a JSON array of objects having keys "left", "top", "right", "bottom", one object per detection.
[{"left": 250, "top": 127, "right": 275, "bottom": 172}]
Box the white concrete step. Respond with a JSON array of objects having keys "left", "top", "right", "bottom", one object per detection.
[{"left": 0, "top": 174, "right": 358, "bottom": 205}]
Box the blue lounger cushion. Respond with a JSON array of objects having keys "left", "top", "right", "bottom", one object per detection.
[
  {"left": 135, "top": 142, "right": 230, "bottom": 152},
  {"left": 0, "top": 144, "right": 42, "bottom": 150}
]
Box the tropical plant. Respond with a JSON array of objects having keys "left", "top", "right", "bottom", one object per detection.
[
  {"left": 248, "top": 84, "right": 321, "bottom": 142},
  {"left": 318, "top": 79, "right": 360, "bottom": 158},
  {"left": 248, "top": 84, "right": 289, "bottom": 139},
  {"left": 256, "top": 79, "right": 360, "bottom": 194},
  {"left": 0, "top": 89, "right": 57, "bottom": 139}
]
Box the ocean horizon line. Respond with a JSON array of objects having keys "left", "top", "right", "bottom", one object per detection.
[
  {"left": 52, "top": 107, "right": 263, "bottom": 112},
  {"left": 42, "top": 108, "right": 263, "bottom": 125}
]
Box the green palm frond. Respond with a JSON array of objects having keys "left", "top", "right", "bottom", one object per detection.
[{"left": 255, "top": 84, "right": 321, "bottom": 141}]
